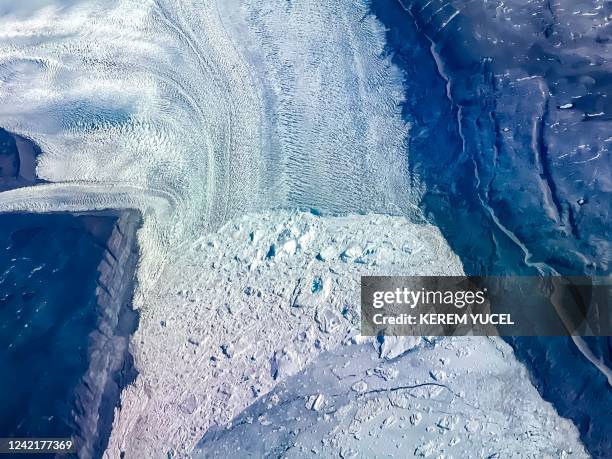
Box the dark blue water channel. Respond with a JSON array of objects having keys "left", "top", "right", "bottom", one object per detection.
[
  {"left": 371, "top": 1, "right": 611, "bottom": 457},
  {"left": 0, "top": 212, "right": 115, "bottom": 456}
]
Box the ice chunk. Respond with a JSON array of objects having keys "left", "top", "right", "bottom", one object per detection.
[{"left": 379, "top": 336, "right": 421, "bottom": 360}]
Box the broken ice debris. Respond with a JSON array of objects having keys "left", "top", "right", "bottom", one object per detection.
[{"left": 305, "top": 393, "right": 325, "bottom": 412}]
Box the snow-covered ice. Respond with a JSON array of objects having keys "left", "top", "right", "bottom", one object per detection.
[
  {"left": 0, "top": 3, "right": 435, "bottom": 455},
  {"left": 104, "top": 210, "right": 463, "bottom": 457},
  {"left": 102, "top": 210, "right": 586, "bottom": 458},
  {"left": 195, "top": 339, "right": 587, "bottom": 458}
]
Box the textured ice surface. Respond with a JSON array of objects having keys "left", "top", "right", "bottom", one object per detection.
[
  {"left": 0, "top": 0, "right": 416, "bottom": 285},
  {"left": 396, "top": 0, "right": 611, "bottom": 276},
  {"left": 373, "top": 4, "right": 612, "bottom": 453},
  {"left": 0, "top": 1, "right": 600, "bottom": 457},
  {"left": 195, "top": 339, "right": 587, "bottom": 458},
  {"left": 218, "top": 0, "right": 413, "bottom": 213},
  {"left": 104, "top": 210, "right": 463, "bottom": 457},
  {"left": 103, "top": 210, "right": 588, "bottom": 458},
  {"left": 0, "top": 2, "right": 432, "bottom": 456}
]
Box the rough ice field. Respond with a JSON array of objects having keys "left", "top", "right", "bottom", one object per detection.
[
  {"left": 104, "top": 211, "right": 462, "bottom": 457},
  {"left": 103, "top": 210, "right": 586, "bottom": 458},
  {"left": 194, "top": 340, "right": 587, "bottom": 459},
  {"left": 0, "top": 0, "right": 415, "bottom": 285}
]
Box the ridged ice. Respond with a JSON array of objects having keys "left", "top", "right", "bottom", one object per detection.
[{"left": 0, "top": 0, "right": 415, "bottom": 284}]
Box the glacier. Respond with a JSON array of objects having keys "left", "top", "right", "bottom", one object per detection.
[
  {"left": 0, "top": 0, "right": 416, "bottom": 285},
  {"left": 102, "top": 210, "right": 585, "bottom": 457},
  {"left": 194, "top": 339, "right": 586, "bottom": 458},
  {"left": 372, "top": 2, "right": 611, "bottom": 455},
  {"left": 0, "top": 0, "right": 600, "bottom": 457}
]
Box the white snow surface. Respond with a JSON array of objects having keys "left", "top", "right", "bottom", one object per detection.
[
  {"left": 0, "top": 0, "right": 415, "bottom": 285},
  {"left": 103, "top": 211, "right": 586, "bottom": 458}
]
